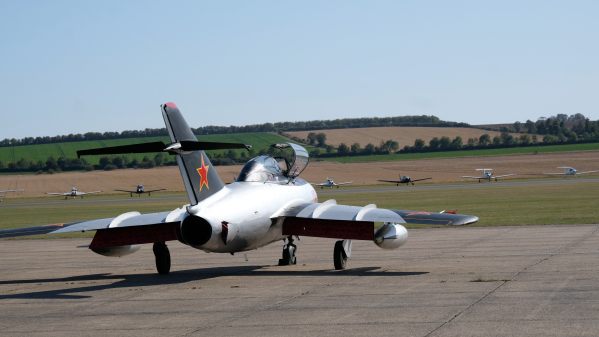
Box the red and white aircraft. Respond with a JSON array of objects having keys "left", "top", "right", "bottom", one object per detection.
[{"left": 0, "top": 103, "right": 478, "bottom": 274}]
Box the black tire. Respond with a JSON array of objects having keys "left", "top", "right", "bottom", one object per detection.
[
  {"left": 278, "top": 245, "right": 297, "bottom": 266},
  {"left": 333, "top": 240, "right": 347, "bottom": 270},
  {"left": 153, "top": 242, "right": 171, "bottom": 275}
]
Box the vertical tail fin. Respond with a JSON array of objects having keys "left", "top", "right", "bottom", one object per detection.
[{"left": 161, "top": 103, "right": 225, "bottom": 205}]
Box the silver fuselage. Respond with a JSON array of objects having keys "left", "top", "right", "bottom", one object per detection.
[{"left": 186, "top": 178, "right": 317, "bottom": 253}]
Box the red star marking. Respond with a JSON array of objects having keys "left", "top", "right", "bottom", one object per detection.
[{"left": 196, "top": 155, "right": 210, "bottom": 192}]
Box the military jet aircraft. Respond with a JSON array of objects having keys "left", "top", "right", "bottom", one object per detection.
[
  {"left": 312, "top": 178, "right": 352, "bottom": 189},
  {"left": 116, "top": 184, "right": 166, "bottom": 197},
  {"left": 543, "top": 166, "right": 599, "bottom": 176},
  {"left": 378, "top": 175, "right": 432, "bottom": 186},
  {"left": 0, "top": 103, "right": 478, "bottom": 274},
  {"left": 462, "top": 168, "right": 515, "bottom": 182},
  {"left": 47, "top": 187, "right": 101, "bottom": 199}
]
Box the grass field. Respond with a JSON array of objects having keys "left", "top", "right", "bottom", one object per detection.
[
  {"left": 0, "top": 132, "right": 291, "bottom": 165},
  {"left": 1, "top": 181, "right": 597, "bottom": 239},
  {"left": 326, "top": 181, "right": 599, "bottom": 227},
  {"left": 326, "top": 142, "right": 599, "bottom": 163}
]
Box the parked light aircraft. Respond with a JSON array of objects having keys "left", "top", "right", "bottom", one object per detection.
[
  {"left": 312, "top": 178, "right": 352, "bottom": 189},
  {"left": 0, "top": 103, "right": 478, "bottom": 274},
  {"left": 116, "top": 184, "right": 166, "bottom": 197},
  {"left": 543, "top": 167, "right": 599, "bottom": 176},
  {"left": 462, "top": 169, "right": 515, "bottom": 182},
  {"left": 0, "top": 189, "right": 23, "bottom": 202},
  {"left": 378, "top": 175, "right": 432, "bottom": 186},
  {"left": 47, "top": 187, "right": 102, "bottom": 199}
]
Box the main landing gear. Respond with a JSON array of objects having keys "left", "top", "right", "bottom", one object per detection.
[
  {"left": 153, "top": 242, "right": 171, "bottom": 275},
  {"left": 278, "top": 236, "right": 297, "bottom": 266},
  {"left": 333, "top": 240, "right": 352, "bottom": 270}
]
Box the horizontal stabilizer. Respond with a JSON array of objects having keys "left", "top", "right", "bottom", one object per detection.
[{"left": 77, "top": 140, "right": 251, "bottom": 157}]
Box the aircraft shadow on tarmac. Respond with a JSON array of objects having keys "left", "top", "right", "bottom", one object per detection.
[{"left": 0, "top": 265, "right": 427, "bottom": 300}]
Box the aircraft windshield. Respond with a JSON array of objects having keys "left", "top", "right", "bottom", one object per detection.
[{"left": 236, "top": 156, "right": 288, "bottom": 183}]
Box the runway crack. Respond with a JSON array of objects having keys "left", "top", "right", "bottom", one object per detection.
[{"left": 422, "top": 224, "right": 599, "bottom": 337}]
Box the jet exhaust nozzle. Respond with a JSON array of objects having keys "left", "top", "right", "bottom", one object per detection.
[{"left": 180, "top": 215, "right": 213, "bottom": 247}]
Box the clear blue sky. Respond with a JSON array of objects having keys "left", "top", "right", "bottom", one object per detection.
[{"left": 1, "top": 1, "right": 598, "bottom": 139}]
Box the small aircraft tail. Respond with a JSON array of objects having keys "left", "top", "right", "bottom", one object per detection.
[{"left": 161, "top": 103, "right": 225, "bottom": 205}]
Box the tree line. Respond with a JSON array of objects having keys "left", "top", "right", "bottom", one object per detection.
[
  {"left": 0, "top": 115, "right": 464, "bottom": 147},
  {"left": 2, "top": 113, "right": 598, "bottom": 172}
]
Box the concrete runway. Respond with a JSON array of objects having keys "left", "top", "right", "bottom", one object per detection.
[{"left": 1, "top": 225, "right": 599, "bottom": 337}]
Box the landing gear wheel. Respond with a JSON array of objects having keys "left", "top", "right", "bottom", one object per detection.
[
  {"left": 153, "top": 242, "right": 171, "bottom": 275},
  {"left": 333, "top": 240, "right": 348, "bottom": 270},
  {"left": 278, "top": 236, "right": 297, "bottom": 266}
]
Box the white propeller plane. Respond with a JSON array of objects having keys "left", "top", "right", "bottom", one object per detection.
[
  {"left": 543, "top": 167, "right": 599, "bottom": 176},
  {"left": 312, "top": 178, "right": 352, "bottom": 189},
  {"left": 47, "top": 187, "right": 102, "bottom": 199},
  {"left": 0, "top": 103, "right": 478, "bottom": 274},
  {"left": 462, "top": 168, "right": 515, "bottom": 183}
]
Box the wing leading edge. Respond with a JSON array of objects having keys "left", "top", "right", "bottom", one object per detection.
[{"left": 277, "top": 200, "right": 478, "bottom": 241}]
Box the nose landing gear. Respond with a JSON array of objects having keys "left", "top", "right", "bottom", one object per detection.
[{"left": 278, "top": 236, "right": 297, "bottom": 266}]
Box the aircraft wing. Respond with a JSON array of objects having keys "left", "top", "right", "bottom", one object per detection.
[
  {"left": 335, "top": 181, "right": 352, "bottom": 186},
  {"left": 578, "top": 170, "right": 599, "bottom": 175},
  {"left": 377, "top": 179, "right": 402, "bottom": 183},
  {"left": 46, "top": 192, "right": 69, "bottom": 196},
  {"left": 0, "top": 189, "right": 22, "bottom": 193},
  {"left": 493, "top": 174, "right": 516, "bottom": 179},
  {"left": 145, "top": 188, "right": 167, "bottom": 193},
  {"left": 0, "top": 223, "right": 74, "bottom": 238},
  {"left": 461, "top": 176, "right": 484, "bottom": 179},
  {"left": 393, "top": 210, "right": 478, "bottom": 225},
  {"left": 276, "top": 200, "right": 478, "bottom": 240},
  {"left": 115, "top": 189, "right": 136, "bottom": 193},
  {"left": 411, "top": 177, "right": 432, "bottom": 182},
  {"left": 47, "top": 210, "right": 184, "bottom": 250},
  {"left": 83, "top": 191, "right": 102, "bottom": 195},
  {"left": 310, "top": 182, "right": 327, "bottom": 186},
  {"left": 0, "top": 208, "right": 187, "bottom": 249}
]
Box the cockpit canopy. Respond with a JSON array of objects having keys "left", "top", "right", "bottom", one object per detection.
[
  {"left": 236, "top": 143, "right": 309, "bottom": 183},
  {"left": 236, "top": 155, "right": 287, "bottom": 183}
]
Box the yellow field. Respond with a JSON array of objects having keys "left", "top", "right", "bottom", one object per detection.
[
  {"left": 287, "top": 126, "right": 520, "bottom": 147},
  {"left": 2, "top": 150, "right": 599, "bottom": 197}
]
